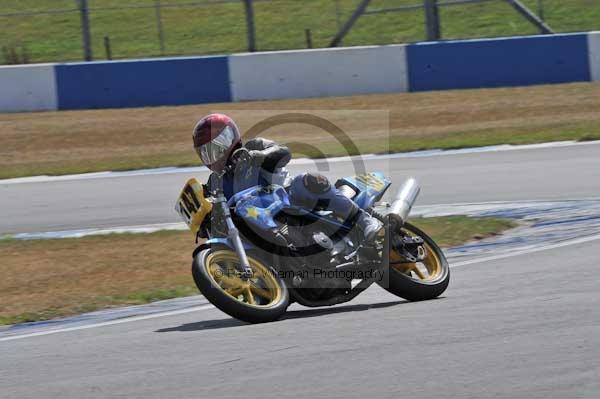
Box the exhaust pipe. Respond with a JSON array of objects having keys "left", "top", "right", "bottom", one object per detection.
[{"left": 388, "top": 178, "right": 420, "bottom": 226}]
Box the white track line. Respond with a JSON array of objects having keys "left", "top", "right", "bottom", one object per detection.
[
  {"left": 3, "top": 231, "right": 600, "bottom": 342},
  {"left": 9, "top": 198, "right": 600, "bottom": 240},
  {"left": 2, "top": 140, "right": 598, "bottom": 185},
  {"left": 0, "top": 304, "right": 214, "bottom": 343},
  {"left": 451, "top": 232, "right": 600, "bottom": 268},
  {"left": 7, "top": 222, "right": 187, "bottom": 240}
]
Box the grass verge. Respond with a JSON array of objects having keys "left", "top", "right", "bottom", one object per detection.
[
  {"left": 1, "top": 82, "right": 600, "bottom": 180},
  {"left": 0, "top": 216, "right": 517, "bottom": 325},
  {"left": 1, "top": 1, "right": 599, "bottom": 63}
]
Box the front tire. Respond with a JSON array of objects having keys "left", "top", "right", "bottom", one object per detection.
[
  {"left": 378, "top": 222, "right": 450, "bottom": 301},
  {"left": 192, "top": 246, "right": 289, "bottom": 323}
]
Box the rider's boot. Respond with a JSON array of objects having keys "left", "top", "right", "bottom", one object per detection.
[{"left": 356, "top": 211, "right": 383, "bottom": 244}]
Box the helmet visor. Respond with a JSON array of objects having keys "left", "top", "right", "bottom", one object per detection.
[{"left": 196, "top": 125, "right": 236, "bottom": 165}]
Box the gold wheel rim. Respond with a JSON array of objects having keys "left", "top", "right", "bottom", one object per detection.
[
  {"left": 390, "top": 240, "right": 443, "bottom": 283},
  {"left": 205, "top": 250, "right": 282, "bottom": 308}
]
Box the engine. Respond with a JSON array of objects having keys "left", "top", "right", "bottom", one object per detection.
[{"left": 276, "top": 214, "right": 356, "bottom": 299}]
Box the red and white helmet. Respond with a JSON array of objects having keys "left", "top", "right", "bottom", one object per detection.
[{"left": 192, "top": 113, "right": 241, "bottom": 172}]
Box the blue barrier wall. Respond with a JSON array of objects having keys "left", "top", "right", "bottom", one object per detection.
[
  {"left": 407, "top": 33, "right": 590, "bottom": 92},
  {"left": 55, "top": 56, "right": 231, "bottom": 110},
  {"left": 2, "top": 32, "right": 599, "bottom": 112}
]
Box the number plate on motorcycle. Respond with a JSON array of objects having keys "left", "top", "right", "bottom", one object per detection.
[
  {"left": 175, "top": 178, "right": 212, "bottom": 235},
  {"left": 354, "top": 173, "right": 386, "bottom": 191}
]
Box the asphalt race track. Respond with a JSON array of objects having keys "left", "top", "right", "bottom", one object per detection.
[
  {"left": 1, "top": 142, "right": 599, "bottom": 398},
  {"left": 2, "top": 141, "right": 600, "bottom": 235}
]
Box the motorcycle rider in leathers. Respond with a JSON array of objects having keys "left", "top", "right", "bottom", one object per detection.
[{"left": 192, "top": 113, "right": 383, "bottom": 243}]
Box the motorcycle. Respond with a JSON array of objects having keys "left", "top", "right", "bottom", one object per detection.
[{"left": 175, "top": 162, "right": 449, "bottom": 323}]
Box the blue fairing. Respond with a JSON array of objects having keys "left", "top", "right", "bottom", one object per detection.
[
  {"left": 227, "top": 172, "right": 390, "bottom": 233},
  {"left": 229, "top": 185, "right": 290, "bottom": 229},
  {"left": 338, "top": 171, "right": 392, "bottom": 209}
]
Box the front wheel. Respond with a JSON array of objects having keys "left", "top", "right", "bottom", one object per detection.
[
  {"left": 192, "top": 246, "right": 289, "bottom": 323},
  {"left": 377, "top": 222, "right": 450, "bottom": 301}
]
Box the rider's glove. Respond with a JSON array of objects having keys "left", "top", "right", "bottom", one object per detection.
[
  {"left": 230, "top": 148, "right": 251, "bottom": 166},
  {"left": 248, "top": 150, "right": 265, "bottom": 166},
  {"left": 230, "top": 148, "right": 265, "bottom": 175}
]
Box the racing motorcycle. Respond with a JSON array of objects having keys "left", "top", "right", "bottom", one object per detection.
[{"left": 175, "top": 163, "right": 449, "bottom": 323}]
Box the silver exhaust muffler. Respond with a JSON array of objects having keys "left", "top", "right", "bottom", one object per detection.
[{"left": 388, "top": 178, "right": 420, "bottom": 226}]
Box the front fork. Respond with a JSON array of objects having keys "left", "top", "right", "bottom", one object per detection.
[{"left": 214, "top": 195, "right": 253, "bottom": 279}]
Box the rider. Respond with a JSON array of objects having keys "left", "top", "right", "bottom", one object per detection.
[{"left": 192, "top": 113, "right": 382, "bottom": 242}]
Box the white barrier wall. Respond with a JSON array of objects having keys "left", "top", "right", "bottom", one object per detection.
[
  {"left": 1, "top": 33, "right": 599, "bottom": 113},
  {"left": 589, "top": 32, "right": 600, "bottom": 82},
  {"left": 0, "top": 64, "right": 57, "bottom": 112},
  {"left": 229, "top": 45, "right": 408, "bottom": 101}
]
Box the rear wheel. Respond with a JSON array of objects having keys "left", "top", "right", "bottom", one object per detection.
[
  {"left": 192, "top": 246, "right": 289, "bottom": 323},
  {"left": 378, "top": 222, "right": 450, "bottom": 301}
]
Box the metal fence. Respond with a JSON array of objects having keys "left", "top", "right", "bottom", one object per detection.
[{"left": 1, "top": 0, "right": 597, "bottom": 64}]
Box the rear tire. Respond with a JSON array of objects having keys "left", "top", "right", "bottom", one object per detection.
[
  {"left": 192, "top": 246, "right": 289, "bottom": 323},
  {"left": 377, "top": 222, "right": 450, "bottom": 301}
]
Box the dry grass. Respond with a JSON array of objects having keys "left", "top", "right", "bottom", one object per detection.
[
  {"left": 0, "top": 231, "right": 197, "bottom": 324},
  {"left": 0, "top": 216, "right": 516, "bottom": 325},
  {"left": 2, "top": 82, "right": 600, "bottom": 179}
]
